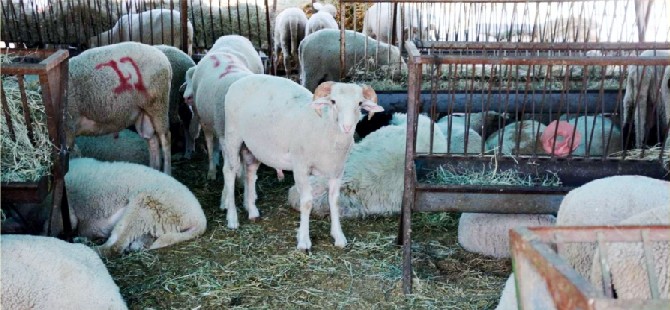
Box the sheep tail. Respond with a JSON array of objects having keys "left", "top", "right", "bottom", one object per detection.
[{"left": 290, "top": 20, "right": 299, "bottom": 57}]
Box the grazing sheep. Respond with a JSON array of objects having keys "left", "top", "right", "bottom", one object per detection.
[
  {"left": 1, "top": 235, "right": 127, "bottom": 309},
  {"left": 312, "top": 2, "right": 337, "bottom": 17},
  {"left": 299, "top": 29, "right": 403, "bottom": 92},
  {"left": 305, "top": 10, "right": 338, "bottom": 36},
  {"left": 457, "top": 213, "right": 556, "bottom": 259},
  {"left": 209, "top": 35, "right": 265, "bottom": 74},
  {"left": 559, "top": 114, "right": 623, "bottom": 156},
  {"left": 288, "top": 114, "right": 446, "bottom": 218},
  {"left": 221, "top": 77, "right": 384, "bottom": 249},
  {"left": 154, "top": 45, "right": 197, "bottom": 157},
  {"left": 622, "top": 50, "right": 670, "bottom": 148},
  {"left": 362, "top": 3, "right": 435, "bottom": 44},
  {"left": 66, "top": 42, "right": 172, "bottom": 174},
  {"left": 273, "top": 8, "right": 308, "bottom": 75},
  {"left": 64, "top": 158, "right": 207, "bottom": 256},
  {"left": 74, "top": 129, "right": 149, "bottom": 165},
  {"left": 556, "top": 175, "right": 669, "bottom": 278},
  {"left": 589, "top": 206, "right": 669, "bottom": 299},
  {"left": 89, "top": 9, "right": 194, "bottom": 55}
]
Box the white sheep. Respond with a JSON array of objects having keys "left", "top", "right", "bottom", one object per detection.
[
  {"left": 485, "top": 120, "right": 547, "bottom": 155},
  {"left": 457, "top": 213, "right": 556, "bottom": 259},
  {"left": 494, "top": 272, "right": 557, "bottom": 310},
  {"left": 299, "top": 29, "right": 403, "bottom": 92},
  {"left": 89, "top": 9, "right": 194, "bottom": 55},
  {"left": 436, "top": 115, "right": 485, "bottom": 153},
  {"left": 622, "top": 50, "right": 670, "bottom": 148},
  {"left": 154, "top": 45, "right": 197, "bottom": 157},
  {"left": 221, "top": 77, "right": 384, "bottom": 249},
  {"left": 560, "top": 114, "right": 623, "bottom": 156},
  {"left": 191, "top": 51, "right": 253, "bottom": 180},
  {"left": 1, "top": 234, "right": 127, "bottom": 309},
  {"left": 288, "top": 113, "right": 447, "bottom": 218},
  {"left": 588, "top": 206, "right": 669, "bottom": 299},
  {"left": 305, "top": 11, "right": 338, "bottom": 37},
  {"left": 312, "top": 2, "right": 337, "bottom": 17},
  {"left": 64, "top": 158, "right": 207, "bottom": 256},
  {"left": 556, "top": 175, "right": 669, "bottom": 278},
  {"left": 66, "top": 42, "right": 173, "bottom": 174},
  {"left": 362, "top": 3, "right": 435, "bottom": 44},
  {"left": 273, "top": 7, "right": 308, "bottom": 75},
  {"left": 495, "top": 274, "right": 519, "bottom": 310},
  {"left": 209, "top": 35, "right": 265, "bottom": 74},
  {"left": 73, "top": 129, "right": 149, "bottom": 165}
]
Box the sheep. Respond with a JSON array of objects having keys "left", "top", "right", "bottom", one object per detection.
[
  {"left": 362, "top": 3, "right": 435, "bottom": 44},
  {"left": 154, "top": 45, "right": 197, "bottom": 157},
  {"left": 436, "top": 115, "right": 485, "bottom": 153},
  {"left": 288, "top": 113, "right": 447, "bottom": 218},
  {"left": 191, "top": 51, "right": 253, "bottom": 180},
  {"left": 559, "top": 114, "right": 623, "bottom": 156},
  {"left": 63, "top": 158, "right": 207, "bottom": 256},
  {"left": 209, "top": 35, "right": 265, "bottom": 74},
  {"left": 556, "top": 175, "right": 669, "bottom": 279},
  {"left": 73, "top": 129, "right": 150, "bottom": 165},
  {"left": 494, "top": 272, "right": 557, "bottom": 310},
  {"left": 312, "top": 2, "right": 337, "bottom": 17},
  {"left": 299, "top": 29, "right": 403, "bottom": 92},
  {"left": 495, "top": 274, "right": 519, "bottom": 310},
  {"left": 221, "top": 77, "right": 384, "bottom": 250},
  {"left": 588, "top": 206, "right": 669, "bottom": 299},
  {"left": 485, "top": 120, "right": 547, "bottom": 155},
  {"left": 89, "top": 9, "right": 194, "bottom": 55},
  {"left": 457, "top": 213, "right": 556, "bottom": 259},
  {"left": 305, "top": 10, "right": 339, "bottom": 37},
  {"left": 622, "top": 50, "right": 670, "bottom": 148},
  {"left": 1, "top": 234, "right": 127, "bottom": 309},
  {"left": 66, "top": 42, "right": 172, "bottom": 175},
  {"left": 273, "top": 8, "right": 308, "bottom": 75}
]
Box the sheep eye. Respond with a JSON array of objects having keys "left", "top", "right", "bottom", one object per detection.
[
  {"left": 358, "top": 101, "right": 362, "bottom": 106},
  {"left": 330, "top": 100, "right": 336, "bottom": 105}
]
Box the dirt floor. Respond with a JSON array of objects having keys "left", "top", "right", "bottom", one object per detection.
[{"left": 103, "top": 146, "right": 510, "bottom": 309}]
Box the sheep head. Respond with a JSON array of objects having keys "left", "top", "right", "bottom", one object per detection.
[
  {"left": 541, "top": 120, "right": 582, "bottom": 157},
  {"left": 311, "top": 82, "right": 384, "bottom": 134}
]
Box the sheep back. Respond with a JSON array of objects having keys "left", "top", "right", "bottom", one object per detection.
[
  {"left": 74, "top": 129, "right": 150, "bottom": 165},
  {"left": 209, "top": 35, "right": 264, "bottom": 74}
]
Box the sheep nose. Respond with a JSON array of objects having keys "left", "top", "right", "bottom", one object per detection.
[{"left": 343, "top": 125, "right": 353, "bottom": 133}]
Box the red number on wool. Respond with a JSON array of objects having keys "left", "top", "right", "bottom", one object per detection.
[{"left": 95, "top": 57, "right": 148, "bottom": 95}]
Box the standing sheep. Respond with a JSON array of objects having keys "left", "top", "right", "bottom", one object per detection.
[
  {"left": 89, "top": 9, "right": 194, "bottom": 55},
  {"left": 622, "top": 50, "right": 670, "bottom": 148},
  {"left": 64, "top": 158, "right": 207, "bottom": 256},
  {"left": 299, "top": 29, "right": 403, "bottom": 92},
  {"left": 362, "top": 3, "right": 435, "bottom": 44},
  {"left": 288, "top": 114, "right": 447, "bottom": 218},
  {"left": 273, "top": 8, "right": 308, "bottom": 76},
  {"left": 66, "top": 42, "right": 172, "bottom": 174},
  {"left": 305, "top": 9, "right": 338, "bottom": 36},
  {"left": 312, "top": 2, "right": 337, "bottom": 17},
  {"left": 154, "top": 45, "right": 196, "bottom": 157},
  {"left": 556, "top": 175, "right": 669, "bottom": 278},
  {"left": 209, "top": 35, "right": 265, "bottom": 74},
  {"left": 221, "top": 77, "right": 384, "bottom": 249},
  {"left": 1, "top": 235, "right": 127, "bottom": 310}
]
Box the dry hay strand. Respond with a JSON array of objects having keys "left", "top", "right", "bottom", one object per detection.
[
  {"left": 103, "top": 163, "right": 509, "bottom": 309},
  {"left": 609, "top": 145, "right": 670, "bottom": 171},
  {"left": 425, "top": 163, "right": 563, "bottom": 187},
  {"left": 1, "top": 58, "right": 53, "bottom": 182}
]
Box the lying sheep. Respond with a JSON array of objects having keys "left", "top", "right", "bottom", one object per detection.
[
  {"left": 362, "top": 3, "right": 435, "bottom": 44},
  {"left": 622, "top": 50, "right": 670, "bottom": 148},
  {"left": 436, "top": 115, "right": 484, "bottom": 153},
  {"left": 154, "top": 45, "right": 196, "bottom": 157},
  {"left": 89, "top": 9, "right": 194, "bottom": 55},
  {"left": 305, "top": 9, "right": 338, "bottom": 36},
  {"left": 589, "top": 206, "right": 669, "bottom": 299},
  {"left": 66, "top": 42, "right": 172, "bottom": 174},
  {"left": 485, "top": 120, "right": 547, "bottom": 155},
  {"left": 1, "top": 235, "right": 127, "bottom": 309},
  {"left": 74, "top": 129, "right": 149, "bottom": 165},
  {"left": 457, "top": 213, "right": 556, "bottom": 259},
  {"left": 288, "top": 113, "right": 446, "bottom": 218},
  {"left": 299, "top": 29, "right": 403, "bottom": 92},
  {"left": 560, "top": 114, "right": 622, "bottom": 156},
  {"left": 556, "top": 175, "right": 669, "bottom": 278},
  {"left": 221, "top": 77, "right": 384, "bottom": 250},
  {"left": 273, "top": 7, "right": 308, "bottom": 75},
  {"left": 209, "top": 35, "right": 265, "bottom": 74},
  {"left": 64, "top": 158, "right": 207, "bottom": 256}
]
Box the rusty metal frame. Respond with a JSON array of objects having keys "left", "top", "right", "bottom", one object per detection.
[
  {"left": 1, "top": 49, "right": 72, "bottom": 238},
  {"left": 510, "top": 226, "right": 670, "bottom": 310}
]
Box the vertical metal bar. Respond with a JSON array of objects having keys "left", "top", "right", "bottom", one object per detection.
[
  {"left": 596, "top": 232, "right": 614, "bottom": 298},
  {"left": 2, "top": 0, "right": 16, "bottom": 43},
  {"left": 254, "top": 0, "right": 261, "bottom": 48},
  {"left": 264, "top": 0, "right": 272, "bottom": 73},
  {"left": 181, "top": 0, "right": 188, "bottom": 54},
  {"left": 235, "top": 0, "right": 241, "bottom": 34},
  {"left": 245, "top": 0, "right": 251, "bottom": 39},
  {"left": 31, "top": 0, "right": 44, "bottom": 46},
  {"left": 17, "top": 76, "right": 36, "bottom": 146},
  {"left": 339, "top": 3, "right": 345, "bottom": 80},
  {"left": 641, "top": 229, "right": 661, "bottom": 299},
  {"left": 1, "top": 83, "right": 16, "bottom": 141},
  {"left": 208, "top": 0, "right": 215, "bottom": 44},
  {"left": 18, "top": 0, "right": 35, "bottom": 45}
]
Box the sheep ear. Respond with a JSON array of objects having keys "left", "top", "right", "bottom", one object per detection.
[
  {"left": 362, "top": 100, "right": 384, "bottom": 120},
  {"left": 310, "top": 98, "right": 331, "bottom": 117},
  {"left": 179, "top": 82, "right": 187, "bottom": 92},
  {"left": 361, "top": 84, "right": 377, "bottom": 103},
  {"left": 314, "top": 81, "right": 334, "bottom": 99}
]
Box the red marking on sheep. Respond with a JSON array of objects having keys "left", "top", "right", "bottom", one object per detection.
[
  {"left": 541, "top": 120, "right": 582, "bottom": 157},
  {"left": 95, "top": 57, "right": 147, "bottom": 95},
  {"left": 210, "top": 55, "right": 221, "bottom": 68},
  {"left": 217, "top": 55, "right": 251, "bottom": 79}
]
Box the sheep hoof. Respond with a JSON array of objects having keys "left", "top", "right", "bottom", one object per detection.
[
  {"left": 297, "top": 240, "right": 312, "bottom": 250},
  {"left": 227, "top": 221, "right": 239, "bottom": 230},
  {"left": 249, "top": 216, "right": 259, "bottom": 223},
  {"left": 333, "top": 238, "right": 347, "bottom": 248}
]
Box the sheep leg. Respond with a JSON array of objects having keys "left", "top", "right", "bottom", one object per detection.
[
  {"left": 205, "top": 132, "right": 217, "bottom": 180},
  {"left": 147, "top": 135, "right": 161, "bottom": 170},
  {"left": 241, "top": 149, "right": 261, "bottom": 220},
  {"left": 221, "top": 136, "right": 243, "bottom": 230},
  {"left": 328, "top": 178, "right": 347, "bottom": 248},
  {"left": 294, "top": 168, "right": 313, "bottom": 250},
  {"left": 159, "top": 131, "right": 171, "bottom": 175},
  {"left": 149, "top": 225, "right": 202, "bottom": 250}
]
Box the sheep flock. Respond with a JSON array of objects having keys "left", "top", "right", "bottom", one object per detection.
[{"left": 1, "top": 0, "right": 669, "bottom": 309}]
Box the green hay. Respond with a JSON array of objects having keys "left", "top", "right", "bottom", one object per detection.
[
  {"left": 1, "top": 62, "right": 54, "bottom": 183},
  {"left": 424, "top": 163, "right": 563, "bottom": 187}
]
